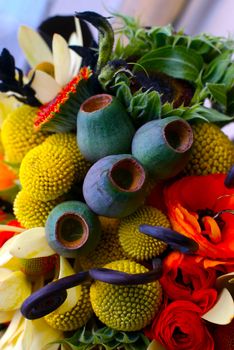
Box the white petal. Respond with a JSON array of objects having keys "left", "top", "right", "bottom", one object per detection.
[
  {"left": 74, "top": 17, "right": 83, "bottom": 47},
  {"left": 18, "top": 26, "right": 53, "bottom": 68},
  {"left": 52, "top": 34, "right": 71, "bottom": 86},
  {"left": 9, "top": 227, "right": 55, "bottom": 259},
  {"left": 202, "top": 288, "right": 234, "bottom": 325},
  {"left": 29, "top": 70, "right": 61, "bottom": 104}
]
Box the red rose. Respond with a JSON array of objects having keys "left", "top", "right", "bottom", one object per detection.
[
  {"left": 150, "top": 300, "right": 214, "bottom": 350},
  {"left": 160, "top": 251, "right": 217, "bottom": 313}
]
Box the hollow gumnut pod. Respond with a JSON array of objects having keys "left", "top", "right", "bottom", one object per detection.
[
  {"left": 77, "top": 94, "right": 135, "bottom": 162},
  {"left": 83, "top": 154, "right": 147, "bottom": 218},
  {"left": 45, "top": 200, "right": 101, "bottom": 258},
  {"left": 132, "top": 116, "right": 193, "bottom": 179}
]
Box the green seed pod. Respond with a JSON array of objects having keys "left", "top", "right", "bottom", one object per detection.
[
  {"left": 83, "top": 154, "right": 147, "bottom": 218},
  {"left": 77, "top": 94, "right": 135, "bottom": 162},
  {"left": 132, "top": 116, "right": 193, "bottom": 179}
]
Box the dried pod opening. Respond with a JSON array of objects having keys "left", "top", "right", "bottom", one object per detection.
[
  {"left": 109, "top": 158, "right": 145, "bottom": 192},
  {"left": 164, "top": 120, "right": 193, "bottom": 153},
  {"left": 81, "top": 94, "right": 112, "bottom": 113},
  {"left": 56, "top": 214, "right": 89, "bottom": 249}
]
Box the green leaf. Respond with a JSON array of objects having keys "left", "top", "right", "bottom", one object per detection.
[
  {"left": 206, "top": 83, "right": 227, "bottom": 107},
  {"left": 203, "top": 51, "right": 232, "bottom": 83},
  {"left": 188, "top": 106, "right": 234, "bottom": 123},
  {"left": 134, "top": 46, "right": 204, "bottom": 82},
  {"left": 116, "top": 83, "right": 132, "bottom": 108}
]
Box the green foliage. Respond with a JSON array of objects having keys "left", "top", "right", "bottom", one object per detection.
[{"left": 49, "top": 326, "right": 150, "bottom": 350}]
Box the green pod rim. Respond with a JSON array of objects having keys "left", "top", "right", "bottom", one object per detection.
[
  {"left": 45, "top": 201, "right": 101, "bottom": 257},
  {"left": 80, "top": 93, "right": 112, "bottom": 113},
  {"left": 162, "top": 117, "right": 193, "bottom": 153}
]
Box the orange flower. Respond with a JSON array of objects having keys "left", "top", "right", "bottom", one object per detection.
[
  {"left": 0, "top": 154, "right": 17, "bottom": 191},
  {"left": 164, "top": 174, "right": 234, "bottom": 260}
]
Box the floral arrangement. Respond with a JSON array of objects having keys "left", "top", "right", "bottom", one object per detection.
[{"left": 0, "top": 10, "right": 233, "bottom": 350}]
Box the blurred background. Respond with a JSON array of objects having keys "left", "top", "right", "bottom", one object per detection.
[
  {"left": 0, "top": 0, "right": 233, "bottom": 135},
  {"left": 0, "top": 0, "right": 234, "bottom": 66}
]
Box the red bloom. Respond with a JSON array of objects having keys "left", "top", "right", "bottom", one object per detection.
[
  {"left": 149, "top": 300, "right": 214, "bottom": 350},
  {"left": 0, "top": 219, "right": 22, "bottom": 247},
  {"left": 160, "top": 251, "right": 217, "bottom": 313},
  {"left": 164, "top": 174, "right": 234, "bottom": 260}
]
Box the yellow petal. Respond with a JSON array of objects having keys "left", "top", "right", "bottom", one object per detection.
[
  {"left": 9, "top": 227, "right": 56, "bottom": 259},
  {"left": 0, "top": 269, "right": 31, "bottom": 311},
  {"left": 52, "top": 34, "right": 71, "bottom": 86},
  {"left": 18, "top": 26, "right": 53, "bottom": 68},
  {"left": 22, "top": 318, "right": 63, "bottom": 350},
  {"left": 0, "top": 310, "right": 15, "bottom": 323},
  {"left": 29, "top": 69, "right": 61, "bottom": 104},
  {"left": 202, "top": 288, "right": 234, "bottom": 325},
  {"left": 147, "top": 340, "right": 167, "bottom": 350}
]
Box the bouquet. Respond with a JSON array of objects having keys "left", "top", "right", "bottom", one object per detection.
[{"left": 0, "top": 10, "right": 233, "bottom": 350}]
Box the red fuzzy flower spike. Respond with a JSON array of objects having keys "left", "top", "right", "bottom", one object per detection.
[{"left": 34, "top": 67, "right": 92, "bottom": 131}]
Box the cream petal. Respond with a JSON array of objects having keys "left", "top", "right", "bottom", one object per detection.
[
  {"left": 0, "top": 310, "right": 24, "bottom": 349},
  {"left": 216, "top": 272, "right": 234, "bottom": 297},
  {"left": 55, "top": 257, "right": 78, "bottom": 313},
  {"left": 9, "top": 227, "right": 55, "bottom": 259},
  {"left": 52, "top": 34, "right": 71, "bottom": 86},
  {"left": 29, "top": 70, "right": 61, "bottom": 104},
  {"left": 22, "top": 318, "right": 63, "bottom": 350},
  {"left": 69, "top": 47, "right": 82, "bottom": 78},
  {"left": 0, "top": 270, "right": 31, "bottom": 311},
  {"left": 202, "top": 288, "right": 234, "bottom": 325},
  {"left": 18, "top": 26, "right": 53, "bottom": 68}
]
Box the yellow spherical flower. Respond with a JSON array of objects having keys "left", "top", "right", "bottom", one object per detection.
[
  {"left": 118, "top": 206, "right": 169, "bottom": 261},
  {"left": 184, "top": 122, "right": 234, "bottom": 175},
  {"left": 19, "top": 143, "right": 76, "bottom": 201},
  {"left": 14, "top": 190, "right": 63, "bottom": 228},
  {"left": 1, "top": 104, "right": 48, "bottom": 164},
  {"left": 90, "top": 260, "right": 162, "bottom": 331},
  {"left": 44, "top": 133, "right": 90, "bottom": 181},
  {"left": 79, "top": 216, "right": 127, "bottom": 270}
]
